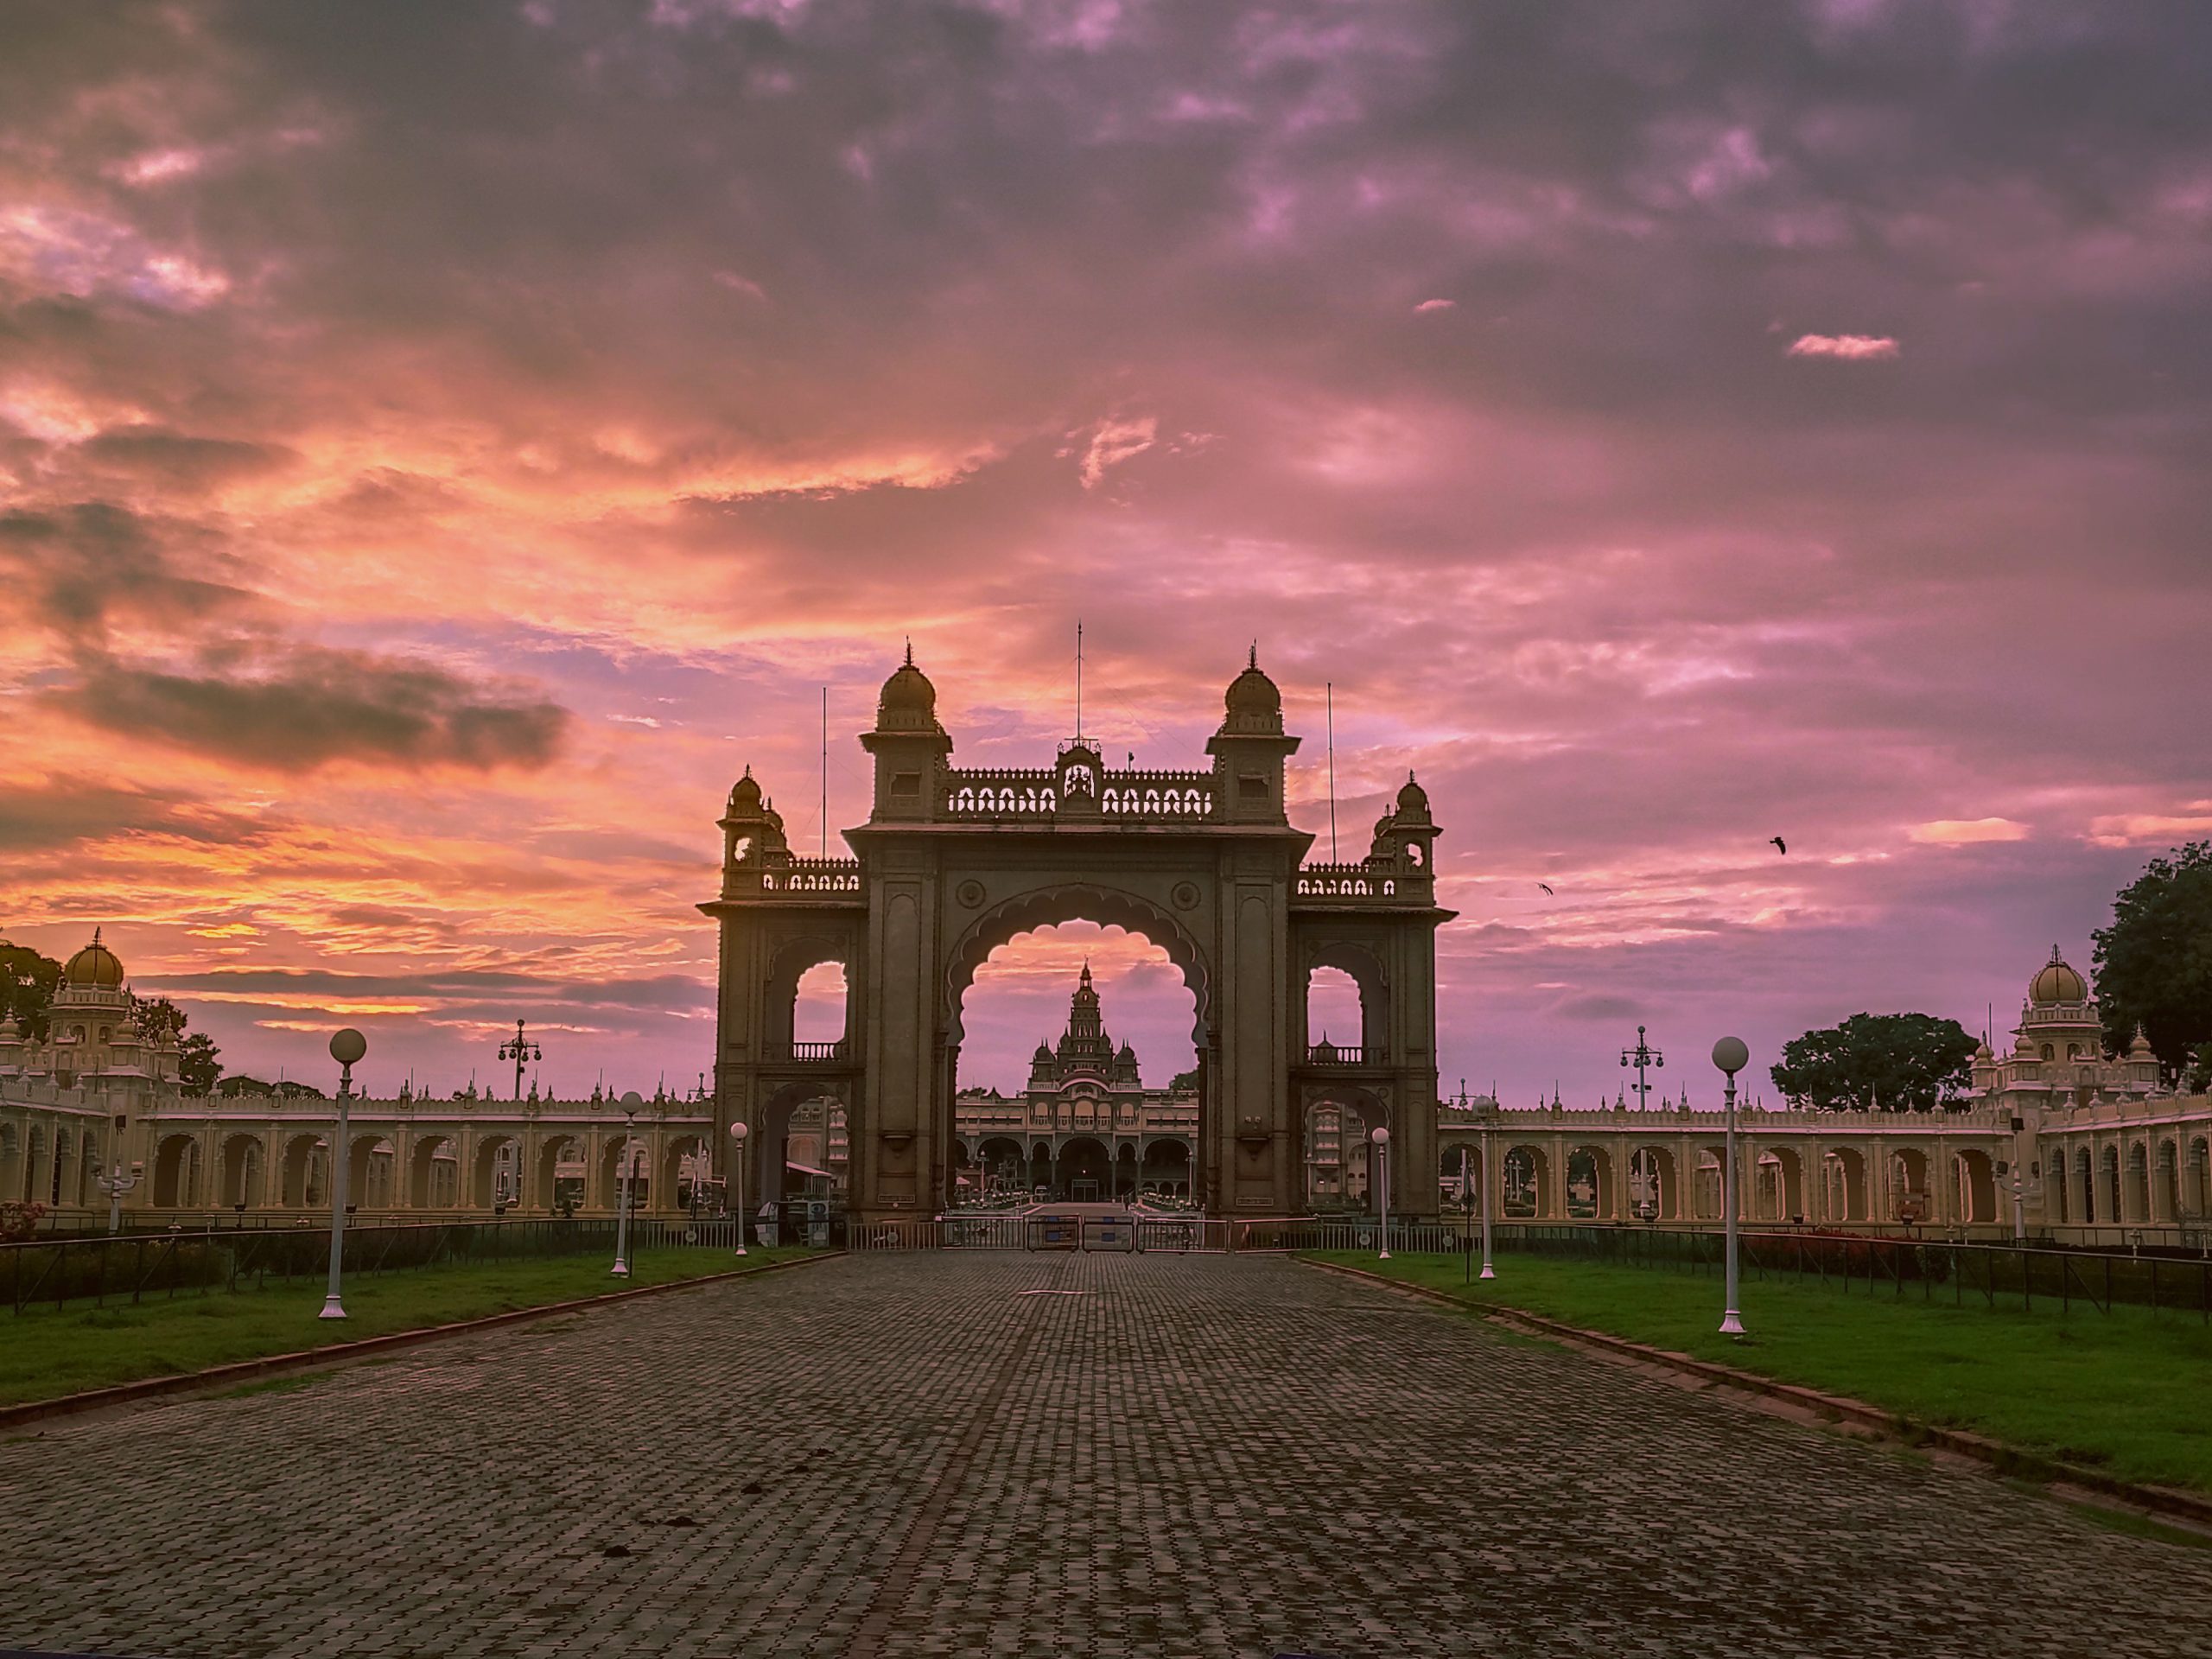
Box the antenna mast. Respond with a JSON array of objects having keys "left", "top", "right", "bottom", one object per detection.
[
  {"left": 1325, "top": 682, "right": 1338, "bottom": 861},
  {"left": 1075, "top": 619, "right": 1084, "bottom": 741},
  {"left": 821, "top": 685, "right": 829, "bottom": 858}
]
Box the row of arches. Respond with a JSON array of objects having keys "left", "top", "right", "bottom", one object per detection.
[
  {"left": 131, "top": 1129, "right": 715, "bottom": 1216},
  {"left": 0, "top": 1121, "right": 105, "bottom": 1208},
  {"left": 2045, "top": 1138, "right": 2210, "bottom": 1226},
  {"left": 1425, "top": 1139, "right": 2010, "bottom": 1226}
]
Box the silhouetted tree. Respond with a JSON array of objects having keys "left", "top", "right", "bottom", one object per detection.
[
  {"left": 2092, "top": 842, "right": 2212, "bottom": 1083},
  {"left": 0, "top": 939, "right": 62, "bottom": 1042},
  {"left": 1771, "top": 1013, "right": 1978, "bottom": 1112},
  {"left": 178, "top": 1032, "right": 223, "bottom": 1095}
]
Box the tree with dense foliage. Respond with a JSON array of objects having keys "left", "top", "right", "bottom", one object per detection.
[
  {"left": 2092, "top": 842, "right": 2212, "bottom": 1084},
  {"left": 130, "top": 993, "right": 187, "bottom": 1046},
  {"left": 1770, "top": 1013, "right": 1979, "bottom": 1112},
  {"left": 1168, "top": 1066, "right": 1200, "bottom": 1093},
  {"left": 177, "top": 1031, "right": 223, "bottom": 1095},
  {"left": 0, "top": 939, "right": 63, "bottom": 1042}
]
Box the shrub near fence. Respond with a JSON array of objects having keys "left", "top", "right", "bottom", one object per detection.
[{"left": 2, "top": 1218, "right": 634, "bottom": 1315}]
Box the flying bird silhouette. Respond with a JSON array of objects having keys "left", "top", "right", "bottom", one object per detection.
[
  {"left": 1537, "top": 882, "right": 1554, "bottom": 895},
  {"left": 1770, "top": 836, "right": 1788, "bottom": 855}
]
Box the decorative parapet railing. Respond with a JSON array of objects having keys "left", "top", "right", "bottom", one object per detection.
[
  {"left": 941, "top": 766, "right": 1217, "bottom": 823},
  {"left": 944, "top": 768, "right": 1059, "bottom": 819},
  {"left": 1293, "top": 861, "right": 1406, "bottom": 901},
  {"left": 1100, "top": 777, "right": 1214, "bottom": 818},
  {"left": 1304, "top": 1043, "right": 1389, "bottom": 1068},
  {"left": 760, "top": 858, "right": 861, "bottom": 894},
  {"left": 772, "top": 1040, "right": 854, "bottom": 1065}
]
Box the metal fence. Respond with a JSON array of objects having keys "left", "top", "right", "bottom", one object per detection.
[
  {"left": 850, "top": 1212, "right": 1234, "bottom": 1253},
  {"left": 0, "top": 1216, "right": 758, "bottom": 1316},
  {"left": 1294, "top": 1220, "right": 2212, "bottom": 1319}
]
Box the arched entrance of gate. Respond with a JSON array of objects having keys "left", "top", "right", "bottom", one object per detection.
[{"left": 702, "top": 650, "right": 1454, "bottom": 1222}]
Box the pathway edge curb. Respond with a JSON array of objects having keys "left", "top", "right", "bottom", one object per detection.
[
  {"left": 1297, "top": 1255, "right": 2212, "bottom": 1533},
  {"left": 0, "top": 1250, "right": 846, "bottom": 1433}
]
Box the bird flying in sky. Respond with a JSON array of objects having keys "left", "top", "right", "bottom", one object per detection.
[
  {"left": 1770, "top": 836, "right": 1788, "bottom": 855},
  {"left": 1537, "top": 882, "right": 1554, "bottom": 895}
]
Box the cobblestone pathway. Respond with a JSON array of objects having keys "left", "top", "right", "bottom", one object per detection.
[{"left": 3, "top": 1252, "right": 2209, "bottom": 1658}]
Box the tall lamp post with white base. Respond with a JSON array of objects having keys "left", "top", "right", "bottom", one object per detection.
[
  {"left": 728, "top": 1121, "right": 750, "bottom": 1256},
  {"left": 1478, "top": 1105, "right": 1497, "bottom": 1281},
  {"left": 320, "top": 1027, "right": 366, "bottom": 1321},
  {"left": 612, "top": 1090, "right": 642, "bottom": 1278},
  {"left": 1712, "top": 1035, "right": 1749, "bottom": 1338},
  {"left": 1372, "top": 1125, "right": 1391, "bottom": 1260}
]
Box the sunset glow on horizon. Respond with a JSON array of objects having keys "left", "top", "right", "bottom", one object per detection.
[{"left": 5, "top": 2, "right": 2210, "bottom": 1101}]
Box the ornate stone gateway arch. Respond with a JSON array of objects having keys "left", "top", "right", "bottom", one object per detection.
[{"left": 702, "top": 652, "right": 1454, "bottom": 1222}]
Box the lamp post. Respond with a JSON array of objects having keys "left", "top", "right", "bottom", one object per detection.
[
  {"left": 728, "top": 1120, "right": 750, "bottom": 1256},
  {"left": 2011, "top": 1169, "right": 2026, "bottom": 1243},
  {"left": 1372, "top": 1126, "right": 1391, "bottom": 1260},
  {"left": 499, "top": 1019, "right": 542, "bottom": 1102},
  {"left": 1712, "top": 1036, "right": 1749, "bottom": 1337},
  {"left": 1479, "top": 1106, "right": 1496, "bottom": 1281},
  {"left": 612, "top": 1090, "right": 641, "bottom": 1278},
  {"left": 1621, "top": 1025, "right": 1664, "bottom": 1109},
  {"left": 93, "top": 1116, "right": 140, "bottom": 1236},
  {"left": 320, "top": 1028, "right": 366, "bottom": 1320}
]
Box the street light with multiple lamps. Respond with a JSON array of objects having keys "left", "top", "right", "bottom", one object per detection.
[
  {"left": 1621, "top": 1025, "right": 1664, "bottom": 1109},
  {"left": 320, "top": 1027, "right": 366, "bottom": 1321},
  {"left": 728, "top": 1120, "right": 750, "bottom": 1256},
  {"left": 1712, "top": 1035, "right": 1749, "bottom": 1337},
  {"left": 499, "top": 1018, "right": 542, "bottom": 1102},
  {"left": 93, "top": 1125, "right": 140, "bottom": 1236},
  {"left": 1371, "top": 1125, "right": 1391, "bottom": 1260},
  {"left": 612, "top": 1090, "right": 642, "bottom": 1277}
]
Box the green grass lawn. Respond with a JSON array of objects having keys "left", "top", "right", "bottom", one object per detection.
[
  {"left": 1302, "top": 1249, "right": 2212, "bottom": 1495},
  {"left": 0, "top": 1246, "right": 813, "bottom": 1409}
]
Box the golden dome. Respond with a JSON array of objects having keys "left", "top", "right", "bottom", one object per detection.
[
  {"left": 65, "top": 928, "right": 125, "bottom": 988},
  {"left": 2029, "top": 946, "right": 2088, "bottom": 1005}
]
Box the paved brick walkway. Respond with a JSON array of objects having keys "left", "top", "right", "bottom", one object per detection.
[{"left": 2, "top": 1252, "right": 2208, "bottom": 1658}]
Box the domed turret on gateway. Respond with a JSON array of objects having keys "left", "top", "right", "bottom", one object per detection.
[
  {"left": 1220, "top": 645, "right": 1283, "bottom": 734},
  {"left": 861, "top": 643, "right": 955, "bottom": 819},
  {"left": 1207, "top": 646, "right": 1299, "bottom": 824},
  {"left": 875, "top": 644, "right": 940, "bottom": 733}
]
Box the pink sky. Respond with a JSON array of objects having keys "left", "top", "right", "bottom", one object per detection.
[{"left": 4, "top": 2, "right": 2210, "bottom": 1103}]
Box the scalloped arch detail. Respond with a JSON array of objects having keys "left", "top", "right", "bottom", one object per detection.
[{"left": 942, "top": 882, "right": 1211, "bottom": 1047}]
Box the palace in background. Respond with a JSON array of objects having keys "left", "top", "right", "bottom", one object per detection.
[{"left": 954, "top": 962, "right": 1198, "bottom": 1201}]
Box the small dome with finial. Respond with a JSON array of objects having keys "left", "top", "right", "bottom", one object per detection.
[
  {"left": 729, "top": 766, "right": 764, "bottom": 813},
  {"left": 877, "top": 642, "right": 939, "bottom": 729},
  {"left": 65, "top": 928, "right": 125, "bottom": 989},
  {"left": 1223, "top": 645, "right": 1282, "bottom": 728},
  {"left": 2029, "top": 945, "right": 2088, "bottom": 1006},
  {"left": 1395, "top": 772, "right": 1430, "bottom": 817}
]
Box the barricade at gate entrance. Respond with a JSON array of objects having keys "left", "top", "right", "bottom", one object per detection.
[{"left": 1081, "top": 1215, "right": 1135, "bottom": 1252}]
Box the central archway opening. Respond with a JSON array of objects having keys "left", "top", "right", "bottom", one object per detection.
[{"left": 954, "top": 920, "right": 1199, "bottom": 1207}]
